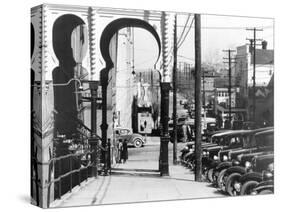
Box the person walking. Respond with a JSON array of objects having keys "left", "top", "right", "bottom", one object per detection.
[
  {"left": 117, "top": 139, "right": 123, "bottom": 163},
  {"left": 182, "top": 121, "right": 187, "bottom": 142},
  {"left": 121, "top": 139, "right": 128, "bottom": 163}
]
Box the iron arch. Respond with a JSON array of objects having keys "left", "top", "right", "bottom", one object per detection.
[
  {"left": 99, "top": 18, "right": 161, "bottom": 73},
  {"left": 98, "top": 18, "right": 162, "bottom": 172}
]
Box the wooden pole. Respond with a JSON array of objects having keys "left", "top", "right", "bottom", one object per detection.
[
  {"left": 252, "top": 29, "right": 256, "bottom": 123},
  {"left": 228, "top": 50, "right": 232, "bottom": 123},
  {"left": 194, "top": 14, "right": 202, "bottom": 182}
]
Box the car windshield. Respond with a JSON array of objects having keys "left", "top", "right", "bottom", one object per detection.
[
  {"left": 213, "top": 136, "right": 225, "bottom": 145},
  {"left": 117, "top": 129, "right": 130, "bottom": 135},
  {"left": 227, "top": 136, "right": 240, "bottom": 147},
  {"left": 224, "top": 134, "right": 244, "bottom": 147}
]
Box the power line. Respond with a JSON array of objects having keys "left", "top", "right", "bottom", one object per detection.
[
  {"left": 178, "top": 17, "right": 195, "bottom": 49},
  {"left": 177, "top": 15, "right": 191, "bottom": 46},
  {"left": 176, "top": 25, "right": 273, "bottom": 29}
]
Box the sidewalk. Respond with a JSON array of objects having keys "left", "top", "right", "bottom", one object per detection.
[{"left": 51, "top": 159, "right": 223, "bottom": 208}]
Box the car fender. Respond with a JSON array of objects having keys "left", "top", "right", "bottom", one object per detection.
[
  {"left": 225, "top": 166, "right": 246, "bottom": 176},
  {"left": 240, "top": 172, "right": 263, "bottom": 185},
  {"left": 131, "top": 134, "right": 144, "bottom": 143},
  {"left": 254, "top": 181, "right": 274, "bottom": 193},
  {"left": 215, "top": 161, "right": 232, "bottom": 172}
]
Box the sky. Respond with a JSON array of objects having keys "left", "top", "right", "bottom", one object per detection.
[{"left": 130, "top": 13, "right": 274, "bottom": 70}]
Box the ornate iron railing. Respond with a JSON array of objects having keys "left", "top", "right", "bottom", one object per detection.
[{"left": 31, "top": 137, "right": 110, "bottom": 207}]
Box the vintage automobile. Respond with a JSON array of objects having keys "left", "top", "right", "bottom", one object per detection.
[
  {"left": 180, "top": 130, "right": 232, "bottom": 171},
  {"left": 211, "top": 127, "right": 273, "bottom": 190},
  {"left": 201, "top": 130, "right": 252, "bottom": 181},
  {"left": 224, "top": 129, "right": 274, "bottom": 196},
  {"left": 114, "top": 127, "right": 146, "bottom": 148},
  {"left": 251, "top": 162, "right": 274, "bottom": 195}
]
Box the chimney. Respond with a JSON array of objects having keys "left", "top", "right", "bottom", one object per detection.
[{"left": 262, "top": 40, "right": 268, "bottom": 50}]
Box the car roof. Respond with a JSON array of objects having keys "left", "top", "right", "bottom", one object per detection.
[
  {"left": 255, "top": 128, "right": 274, "bottom": 136},
  {"left": 211, "top": 127, "right": 273, "bottom": 138},
  {"left": 212, "top": 130, "right": 251, "bottom": 137},
  {"left": 250, "top": 127, "right": 274, "bottom": 133}
]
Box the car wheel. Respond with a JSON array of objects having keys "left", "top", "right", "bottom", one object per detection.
[
  {"left": 226, "top": 173, "right": 242, "bottom": 196},
  {"left": 217, "top": 169, "right": 227, "bottom": 191},
  {"left": 207, "top": 168, "right": 214, "bottom": 183},
  {"left": 240, "top": 181, "right": 259, "bottom": 195},
  {"left": 133, "top": 138, "right": 143, "bottom": 148}
]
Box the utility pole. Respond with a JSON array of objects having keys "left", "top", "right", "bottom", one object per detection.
[
  {"left": 246, "top": 28, "right": 263, "bottom": 123},
  {"left": 202, "top": 67, "right": 206, "bottom": 130},
  {"left": 173, "top": 15, "right": 178, "bottom": 164},
  {"left": 194, "top": 14, "right": 202, "bottom": 182},
  {"left": 223, "top": 49, "right": 236, "bottom": 128}
]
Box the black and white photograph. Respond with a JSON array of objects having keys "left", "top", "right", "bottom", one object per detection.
[
  {"left": 1, "top": 0, "right": 280, "bottom": 211},
  {"left": 29, "top": 2, "right": 275, "bottom": 208}
]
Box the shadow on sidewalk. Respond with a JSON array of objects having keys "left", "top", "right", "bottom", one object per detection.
[{"left": 110, "top": 167, "right": 160, "bottom": 178}]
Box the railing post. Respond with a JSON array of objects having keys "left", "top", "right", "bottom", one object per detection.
[
  {"left": 103, "top": 142, "right": 109, "bottom": 176},
  {"left": 89, "top": 137, "right": 98, "bottom": 177},
  {"left": 159, "top": 82, "right": 171, "bottom": 176},
  {"left": 100, "top": 71, "right": 109, "bottom": 167},
  {"left": 88, "top": 81, "right": 99, "bottom": 178},
  {"left": 107, "top": 139, "right": 111, "bottom": 174}
]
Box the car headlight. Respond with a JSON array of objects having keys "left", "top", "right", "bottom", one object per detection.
[
  {"left": 213, "top": 155, "right": 218, "bottom": 160},
  {"left": 232, "top": 159, "right": 240, "bottom": 166},
  {"left": 223, "top": 155, "right": 228, "bottom": 161},
  {"left": 245, "top": 161, "right": 252, "bottom": 169},
  {"left": 203, "top": 151, "right": 207, "bottom": 156}
]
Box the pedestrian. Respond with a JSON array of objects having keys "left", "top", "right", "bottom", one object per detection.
[
  {"left": 121, "top": 139, "right": 128, "bottom": 163},
  {"left": 117, "top": 139, "right": 123, "bottom": 163},
  {"left": 182, "top": 121, "right": 187, "bottom": 142}
]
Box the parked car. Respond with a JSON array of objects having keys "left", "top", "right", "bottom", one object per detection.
[
  {"left": 239, "top": 154, "right": 274, "bottom": 195},
  {"left": 211, "top": 127, "right": 273, "bottom": 190},
  {"left": 114, "top": 127, "right": 146, "bottom": 148},
  {"left": 223, "top": 129, "right": 274, "bottom": 196},
  {"left": 202, "top": 130, "right": 251, "bottom": 183}
]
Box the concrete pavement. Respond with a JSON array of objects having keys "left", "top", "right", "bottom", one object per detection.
[{"left": 51, "top": 137, "right": 223, "bottom": 208}]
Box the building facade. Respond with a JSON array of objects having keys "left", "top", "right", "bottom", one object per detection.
[{"left": 234, "top": 42, "right": 274, "bottom": 123}]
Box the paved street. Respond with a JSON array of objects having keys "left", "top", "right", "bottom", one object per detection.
[{"left": 51, "top": 137, "right": 223, "bottom": 208}]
